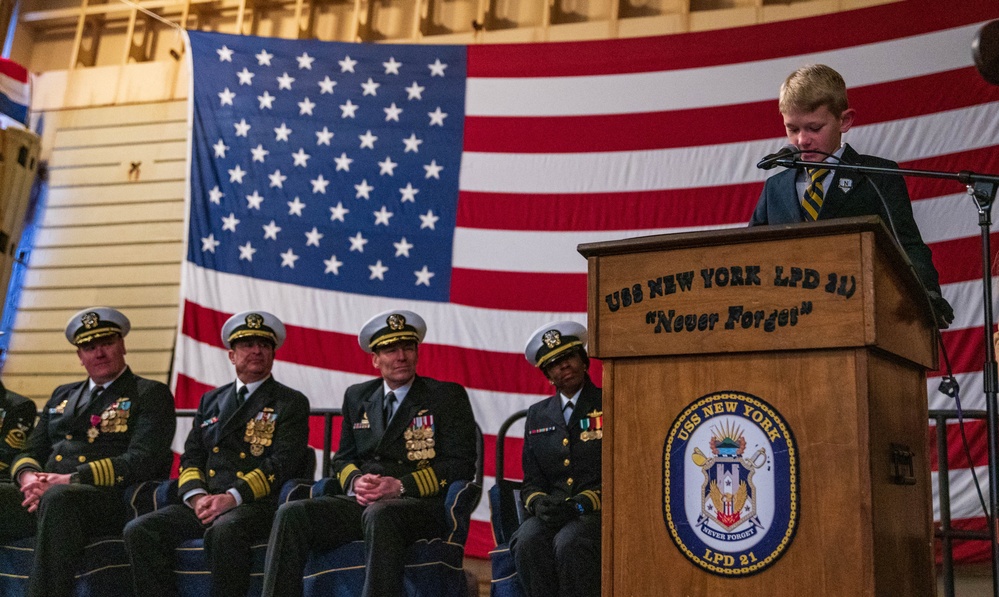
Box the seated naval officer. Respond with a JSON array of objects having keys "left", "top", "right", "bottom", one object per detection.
[
  {"left": 124, "top": 310, "right": 311, "bottom": 597},
  {"left": 261, "top": 309, "right": 478, "bottom": 597},
  {"left": 511, "top": 320, "right": 603, "bottom": 597},
  {"left": 0, "top": 307, "right": 176, "bottom": 597},
  {"left": 0, "top": 334, "right": 36, "bottom": 482}
]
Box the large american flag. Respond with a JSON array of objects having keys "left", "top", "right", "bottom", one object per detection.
[{"left": 174, "top": 1, "right": 999, "bottom": 560}]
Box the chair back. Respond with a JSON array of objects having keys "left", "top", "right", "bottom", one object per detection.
[{"left": 490, "top": 410, "right": 527, "bottom": 544}]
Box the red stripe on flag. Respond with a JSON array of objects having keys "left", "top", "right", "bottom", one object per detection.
[
  {"left": 930, "top": 233, "right": 999, "bottom": 286},
  {"left": 464, "top": 69, "right": 999, "bottom": 154},
  {"left": 450, "top": 268, "right": 588, "bottom": 313},
  {"left": 466, "top": 1, "right": 997, "bottom": 77},
  {"left": 467, "top": 519, "right": 496, "bottom": 558},
  {"left": 464, "top": 102, "right": 782, "bottom": 153},
  {"left": 937, "top": 326, "right": 990, "bottom": 377},
  {"left": 174, "top": 372, "right": 216, "bottom": 409},
  {"left": 928, "top": 419, "right": 987, "bottom": 470},
  {"left": 456, "top": 184, "right": 762, "bottom": 231},
  {"left": 0, "top": 58, "right": 28, "bottom": 83},
  {"left": 905, "top": 146, "right": 999, "bottom": 201},
  {"left": 483, "top": 434, "right": 525, "bottom": 481},
  {"left": 935, "top": 517, "right": 991, "bottom": 565}
]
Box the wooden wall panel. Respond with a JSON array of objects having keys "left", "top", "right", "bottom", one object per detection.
[
  {"left": 4, "top": 100, "right": 186, "bottom": 403},
  {"left": 33, "top": 223, "right": 183, "bottom": 248},
  {"left": 46, "top": 180, "right": 185, "bottom": 207},
  {"left": 40, "top": 203, "right": 185, "bottom": 227}
]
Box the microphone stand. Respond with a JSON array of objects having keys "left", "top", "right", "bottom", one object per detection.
[{"left": 774, "top": 155, "right": 999, "bottom": 595}]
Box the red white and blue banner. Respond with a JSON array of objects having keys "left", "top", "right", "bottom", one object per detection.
[
  {"left": 0, "top": 58, "right": 30, "bottom": 126},
  {"left": 175, "top": 1, "right": 999, "bottom": 560}
]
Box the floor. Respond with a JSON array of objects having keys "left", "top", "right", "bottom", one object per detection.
[{"left": 464, "top": 559, "right": 997, "bottom": 596}]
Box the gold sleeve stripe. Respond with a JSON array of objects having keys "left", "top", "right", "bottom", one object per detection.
[
  {"left": 580, "top": 490, "right": 601, "bottom": 510},
  {"left": 523, "top": 492, "right": 544, "bottom": 511},
  {"left": 411, "top": 468, "right": 439, "bottom": 497},
  {"left": 93, "top": 459, "right": 107, "bottom": 486},
  {"left": 178, "top": 468, "right": 205, "bottom": 487},
  {"left": 338, "top": 464, "right": 359, "bottom": 491},
  {"left": 89, "top": 458, "right": 116, "bottom": 486},
  {"left": 244, "top": 468, "right": 270, "bottom": 499},
  {"left": 11, "top": 456, "right": 40, "bottom": 475}
]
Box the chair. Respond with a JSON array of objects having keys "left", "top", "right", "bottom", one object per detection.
[
  {"left": 292, "top": 423, "right": 485, "bottom": 597},
  {"left": 0, "top": 479, "right": 165, "bottom": 597},
  {"left": 488, "top": 410, "right": 528, "bottom": 597}
]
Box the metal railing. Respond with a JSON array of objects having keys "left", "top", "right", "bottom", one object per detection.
[{"left": 932, "top": 408, "right": 990, "bottom": 597}]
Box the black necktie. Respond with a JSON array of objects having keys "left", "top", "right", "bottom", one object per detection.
[
  {"left": 79, "top": 385, "right": 103, "bottom": 414},
  {"left": 563, "top": 400, "right": 574, "bottom": 424},
  {"left": 384, "top": 391, "right": 397, "bottom": 423},
  {"left": 237, "top": 385, "right": 249, "bottom": 407}
]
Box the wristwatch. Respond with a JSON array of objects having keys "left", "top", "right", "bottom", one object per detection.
[{"left": 398, "top": 483, "right": 406, "bottom": 497}]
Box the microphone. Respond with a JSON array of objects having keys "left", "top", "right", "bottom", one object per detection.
[{"left": 756, "top": 145, "right": 798, "bottom": 170}]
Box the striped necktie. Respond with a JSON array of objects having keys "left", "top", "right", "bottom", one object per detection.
[{"left": 801, "top": 167, "right": 830, "bottom": 220}]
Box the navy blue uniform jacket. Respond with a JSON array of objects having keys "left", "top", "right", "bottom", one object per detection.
[{"left": 749, "top": 143, "right": 943, "bottom": 298}]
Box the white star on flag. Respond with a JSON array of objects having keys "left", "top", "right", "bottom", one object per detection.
[
  {"left": 369, "top": 260, "right": 388, "bottom": 280},
  {"left": 419, "top": 209, "right": 439, "bottom": 230},
  {"left": 238, "top": 241, "right": 256, "bottom": 261},
  {"left": 218, "top": 88, "right": 235, "bottom": 106},
  {"left": 348, "top": 232, "right": 368, "bottom": 252},
  {"left": 287, "top": 197, "right": 306, "bottom": 216},
  {"left": 414, "top": 265, "right": 434, "bottom": 286},
  {"left": 222, "top": 213, "right": 240, "bottom": 231},
  {"left": 255, "top": 49, "right": 273, "bottom": 65},
  {"left": 428, "top": 59, "right": 447, "bottom": 76},
  {"left": 355, "top": 179, "right": 374, "bottom": 199},
  {"left": 323, "top": 254, "right": 343, "bottom": 274},
  {"left": 202, "top": 234, "right": 221, "bottom": 252},
  {"left": 394, "top": 237, "right": 414, "bottom": 257},
  {"left": 280, "top": 248, "right": 299, "bottom": 268},
  {"left": 383, "top": 57, "right": 402, "bottom": 74},
  {"left": 305, "top": 227, "right": 324, "bottom": 246},
  {"left": 373, "top": 206, "right": 393, "bottom": 225},
  {"left": 263, "top": 220, "right": 282, "bottom": 239},
  {"left": 251, "top": 144, "right": 269, "bottom": 162},
  {"left": 329, "top": 202, "right": 350, "bottom": 222}
]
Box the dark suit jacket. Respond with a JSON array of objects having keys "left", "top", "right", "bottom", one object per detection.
[
  {"left": 332, "top": 375, "right": 477, "bottom": 499},
  {"left": 178, "top": 376, "right": 310, "bottom": 504},
  {"left": 0, "top": 382, "right": 36, "bottom": 481},
  {"left": 11, "top": 367, "right": 176, "bottom": 489},
  {"left": 749, "top": 144, "right": 943, "bottom": 297},
  {"left": 521, "top": 377, "right": 602, "bottom": 513}
]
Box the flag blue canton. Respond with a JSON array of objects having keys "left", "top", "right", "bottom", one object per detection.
[{"left": 186, "top": 30, "right": 465, "bottom": 302}]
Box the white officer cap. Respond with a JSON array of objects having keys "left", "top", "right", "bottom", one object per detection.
[
  {"left": 358, "top": 309, "right": 426, "bottom": 353},
  {"left": 524, "top": 320, "right": 587, "bottom": 369},
  {"left": 221, "top": 311, "right": 286, "bottom": 349},
  {"left": 65, "top": 307, "right": 131, "bottom": 346}
]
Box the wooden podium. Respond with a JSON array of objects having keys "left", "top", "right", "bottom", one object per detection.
[{"left": 577, "top": 217, "right": 937, "bottom": 597}]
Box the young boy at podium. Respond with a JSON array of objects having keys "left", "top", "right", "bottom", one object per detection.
[{"left": 749, "top": 64, "right": 953, "bottom": 329}]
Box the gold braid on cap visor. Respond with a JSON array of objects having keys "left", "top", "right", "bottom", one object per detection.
[
  {"left": 74, "top": 328, "right": 122, "bottom": 345},
  {"left": 370, "top": 330, "right": 419, "bottom": 350},
  {"left": 228, "top": 329, "right": 277, "bottom": 345},
  {"left": 536, "top": 339, "right": 583, "bottom": 368}
]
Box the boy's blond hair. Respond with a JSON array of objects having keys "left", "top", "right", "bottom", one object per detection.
[{"left": 778, "top": 64, "right": 849, "bottom": 117}]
